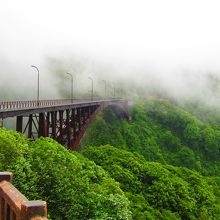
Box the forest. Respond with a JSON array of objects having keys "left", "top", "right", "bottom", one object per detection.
[{"left": 1, "top": 98, "right": 220, "bottom": 219}]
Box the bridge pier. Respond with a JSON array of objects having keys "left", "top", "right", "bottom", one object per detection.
[
  {"left": 46, "top": 112, "right": 50, "bottom": 136},
  {"left": 51, "top": 111, "right": 57, "bottom": 139},
  {"left": 39, "top": 113, "right": 46, "bottom": 137},
  {"left": 28, "top": 114, "right": 33, "bottom": 138},
  {"left": 16, "top": 116, "right": 23, "bottom": 133},
  {"left": 77, "top": 108, "right": 81, "bottom": 131},
  {"left": 59, "top": 110, "right": 64, "bottom": 144},
  {"left": 66, "top": 109, "right": 71, "bottom": 146},
  {"left": 71, "top": 109, "right": 76, "bottom": 141}
]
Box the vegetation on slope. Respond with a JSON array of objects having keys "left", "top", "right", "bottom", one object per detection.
[
  {"left": 82, "top": 99, "right": 220, "bottom": 176},
  {"left": 0, "top": 129, "right": 131, "bottom": 220},
  {"left": 176, "top": 99, "right": 220, "bottom": 130},
  {"left": 1, "top": 98, "right": 220, "bottom": 219},
  {"left": 81, "top": 98, "right": 220, "bottom": 218},
  {"left": 82, "top": 145, "right": 220, "bottom": 219}
]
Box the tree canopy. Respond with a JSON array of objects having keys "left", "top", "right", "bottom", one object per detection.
[{"left": 1, "top": 98, "right": 220, "bottom": 219}]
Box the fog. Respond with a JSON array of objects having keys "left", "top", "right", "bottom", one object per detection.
[{"left": 1, "top": 0, "right": 220, "bottom": 106}]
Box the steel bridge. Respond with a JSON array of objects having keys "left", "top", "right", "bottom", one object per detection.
[{"left": 0, "top": 99, "right": 129, "bottom": 149}]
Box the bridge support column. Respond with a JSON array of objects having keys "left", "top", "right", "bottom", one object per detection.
[
  {"left": 66, "top": 109, "right": 71, "bottom": 146},
  {"left": 71, "top": 109, "right": 76, "bottom": 141},
  {"left": 51, "top": 111, "right": 57, "bottom": 139},
  {"left": 82, "top": 107, "right": 86, "bottom": 124},
  {"left": 87, "top": 106, "right": 92, "bottom": 119},
  {"left": 77, "top": 108, "right": 81, "bottom": 131},
  {"left": 59, "top": 110, "right": 64, "bottom": 144},
  {"left": 46, "top": 112, "right": 50, "bottom": 136},
  {"left": 28, "top": 114, "right": 33, "bottom": 138},
  {"left": 16, "top": 116, "right": 23, "bottom": 133},
  {"left": 38, "top": 113, "right": 46, "bottom": 137}
]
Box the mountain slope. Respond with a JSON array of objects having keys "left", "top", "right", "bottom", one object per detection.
[{"left": 81, "top": 98, "right": 220, "bottom": 175}]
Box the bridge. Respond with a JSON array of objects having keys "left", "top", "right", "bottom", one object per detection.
[{"left": 0, "top": 99, "right": 129, "bottom": 149}]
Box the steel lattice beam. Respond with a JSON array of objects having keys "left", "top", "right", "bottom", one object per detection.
[{"left": 2, "top": 99, "right": 129, "bottom": 149}]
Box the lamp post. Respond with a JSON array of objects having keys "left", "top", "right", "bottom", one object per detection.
[
  {"left": 88, "top": 76, "right": 93, "bottom": 101},
  {"left": 102, "top": 80, "right": 107, "bottom": 99},
  {"left": 31, "top": 65, "right": 39, "bottom": 106},
  {"left": 66, "top": 72, "right": 73, "bottom": 102}
]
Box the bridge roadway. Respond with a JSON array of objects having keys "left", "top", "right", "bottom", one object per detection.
[{"left": 0, "top": 99, "right": 128, "bottom": 149}]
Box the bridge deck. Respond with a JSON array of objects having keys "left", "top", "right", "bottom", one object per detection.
[{"left": 0, "top": 99, "right": 126, "bottom": 119}]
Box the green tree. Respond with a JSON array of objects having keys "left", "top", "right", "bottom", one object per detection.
[{"left": 82, "top": 145, "right": 220, "bottom": 219}]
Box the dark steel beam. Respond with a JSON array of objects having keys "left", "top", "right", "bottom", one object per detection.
[
  {"left": 28, "top": 114, "right": 33, "bottom": 138},
  {"left": 66, "top": 109, "right": 71, "bottom": 147},
  {"left": 59, "top": 110, "right": 64, "bottom": 144},
  {"left": 77, "top": 108, "right": 81, "bottom": 131},
  {"left": 46, "top": 112, "right": 50, "bottom": 137},
  {"left": 51, "top": 111, "right": 57, "bottom": 139},
  {"left": 71, "top": 109, "right": 76, "bottom": 140},
  {"left": 38, "top": 113, "right": 45, "bottom": 137},
  {"left": 16, "top": 116, "right": 23, "bottom": 133}
]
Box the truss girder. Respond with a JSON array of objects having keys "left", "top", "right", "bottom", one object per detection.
[{"left": 6, "top": 100, "right": 129, "bottom": 149}]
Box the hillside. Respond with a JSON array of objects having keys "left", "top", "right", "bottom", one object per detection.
[
  {"left": 80, "top": 98, "right": 220, "bottom": 218},
  {"left": 82, "top": 99, "right": 220, "bottom": 176},
  {"left": 1, "top": 98, "right": 220, "bottom": 219}
]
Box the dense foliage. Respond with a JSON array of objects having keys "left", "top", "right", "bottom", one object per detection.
[
  {"left": 82, "top": 99, "right": 220, "bottom": 176},
  {"left": 1, "top": 98, "right": 220, "bottom": 219},
  {"left": 82, "top": 145, "right": 220, "bottom": 219},
  {"left": 81, "top": 98, "right": 220, "bottom": 218},
  {"left": 0, "top": 129, "right": 131, "bottom": 220}
]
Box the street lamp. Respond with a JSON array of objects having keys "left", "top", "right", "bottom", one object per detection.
[
  {"left": 66, "top": 72, "right": 73, "bottom": 102},
  {"left": 102, "top": 80, "right": 107, "bottom": 99},
  {"left": 88, "top": 76, "right": 93, "bottom": 101},
  {"left": 31, "top": 65, "right": 39, "bottom": 106}
]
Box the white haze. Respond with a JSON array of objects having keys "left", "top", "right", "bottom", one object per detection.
[{"left": 1, "top": 0, "right": 220, "bottom": 104}]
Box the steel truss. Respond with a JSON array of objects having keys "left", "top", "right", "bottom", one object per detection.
[
  {"left": 0, "top": 99, "right": 129, "bottom": 149},
  {"left": 15, "top": 105, "right": 101, "bottom": 149}
]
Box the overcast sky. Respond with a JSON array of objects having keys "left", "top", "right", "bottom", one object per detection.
[{"left": 1, "top": 0, "right": 220, "bottom": 101}]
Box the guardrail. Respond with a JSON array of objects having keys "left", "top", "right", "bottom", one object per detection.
[
  {"left": 0, "top": 98, "right": 121, "bottom": 110},
  {"left": 0, "top": 99, "right": 77, "bottom": 110},
  {"left": 0, "top": 172, "right": 47, "bottom": 220}
]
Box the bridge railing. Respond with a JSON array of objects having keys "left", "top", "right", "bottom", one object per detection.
[
  {"left": 0, "top": 99, "right": 81, "bottom": 110},
  {"left": 0, "top": 172, "right": 47, "bottom": 220},
  {"left": 0, "top": 98, "right": 123, "bottom": 110}
]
